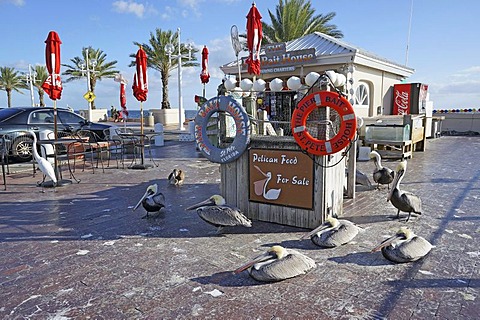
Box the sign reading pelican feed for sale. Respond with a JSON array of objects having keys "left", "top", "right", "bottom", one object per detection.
[{"left": 249, "top": 149, "right": 314, "bottom": 209}]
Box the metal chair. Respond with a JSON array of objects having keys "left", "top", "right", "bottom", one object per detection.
[
  {"left": 77, "top": 129, "right": 106, "bottom": 173},
  {"left": 113, "top": 127, "right": 139, "bottom": 168},
  {"left": 0, "top": 135, "right": 10, "bottom": 190}
]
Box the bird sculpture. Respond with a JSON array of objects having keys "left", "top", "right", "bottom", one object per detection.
[
  {"left": 186, "top": 194, "right": 252, "bottom": 234},
  {"left": 388, "top": 160, "right": 422, "bottom": 222},
  {"left": 168, "top": 168, "right": 185, "bottom": 186},
  {"left": 28, "top": 130, "right": 57, "bottom": 191},
  {"left": 133, "top": 183, "right": 166, "bottom": 219},
  {"left": 372, "top": 227, "right": 432, "bottom": 263},
  {"left": 369, "top": 150, "right": 394, "bottom": 189},
  {"left": 234, "top": 245, "right": 316, "bottom": 282},
  {"left": 300, "top": 217, "right": 362, "bottom": 248}
]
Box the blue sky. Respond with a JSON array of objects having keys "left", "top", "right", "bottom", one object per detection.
[{"left": 1, "top": 0, "right": 478, "bottom": 111}]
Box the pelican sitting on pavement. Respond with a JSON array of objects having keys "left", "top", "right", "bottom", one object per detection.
[
  {"left": 133, "top": 183, "right": 165, "bottom": 219},
  {"left": 372, "top": 227, "right": 432, "bottom": 263},
  {"left": 234, "top": 245, "right": 316, "bottom": 282},
  {"left": 369, "top": 150, "right": 394, "bottom": 189},
  {"left": 186, "top": 195, "right": 252, "bottom": 234},
  {"left": 388, "top": 160, "right": 422, "bottom": 222},
  {"left": 28, "top": 130, "right": 57, "bottom": 191},
  {"left": 300, "top": 217, "right": 362, "bottom": 247},
  {"left": 168, "top": 168, "right": 185, "bottom": 186}
]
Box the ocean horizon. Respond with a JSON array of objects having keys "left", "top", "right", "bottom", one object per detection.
[{"left": 75, "top": 109, "right": 198, "bottom": 120}]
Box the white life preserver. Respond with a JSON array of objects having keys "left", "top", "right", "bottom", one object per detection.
[{"left": 194, "top": 96, "right": 250, "bottom": 163}]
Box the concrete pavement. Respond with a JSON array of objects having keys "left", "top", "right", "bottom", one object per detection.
[{"left": 0, "top": 135, "right": 478, "bottom": 319}]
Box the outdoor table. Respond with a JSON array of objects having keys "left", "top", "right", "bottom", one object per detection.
[
  {"left": 117, "top": 132, "right": 153, "bottom": 170},
  {"left": 37, "top": 138, "right": 83, "bottom": 187}
]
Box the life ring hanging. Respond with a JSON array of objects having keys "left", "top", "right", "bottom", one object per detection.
[
  {"left": 194, "top": 95, "right": 250, "bottom": 164},
  {"left": 291, "top": 91, "right": 357, "bottom": 156}
]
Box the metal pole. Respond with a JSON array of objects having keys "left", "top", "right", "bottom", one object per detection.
[
  {"left": 28, "top": 64, "right": 35, "bottom": 107},
  {"left": 86, "top": 48, "right": 92, "bottom": 122},
  {"left": 177, "top": 27, "right": 184, "bottom": 131}
]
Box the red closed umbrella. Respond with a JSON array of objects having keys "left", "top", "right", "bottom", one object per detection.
[
  {"left": 200, "top": 45, "right": 210, "bottom": 98},
  {"left": 41, "top": 31, "right": 63, "bottom": 100},
  {"left": 131, "top": 46, "right": 151, "bottom": 169},
  {"left": 132, "top": 46, "right": 148, "bottom": 102},
  {"left": 200, "top": 45, "right": 210, "bottom": 84},
  {"left": 246, "top": 2, "right": 263, "bottom": 75}
]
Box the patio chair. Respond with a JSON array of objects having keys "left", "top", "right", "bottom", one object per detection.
[{"left": 77, "top": 129, "right": 107, "bottom": 173}]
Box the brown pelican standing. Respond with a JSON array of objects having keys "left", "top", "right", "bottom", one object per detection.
[
  {"left": 388, "top": 160, "right": 422, "bottom": 222},
  {"left": 168, "top": 168, "right": 185, "bottom": 186},
  {"left": 372, "top": 227, "right": 432, "bottom": 263},
  {"left": 133, "top": 183, "right": 165, "bottom": 219},
  {"left": 369, "top": 151, "right": 394, "bottom": 189},
  {"left": 300, "top": 217, "right": 362, "bottom": 247},
  {"left": 234, "top": 245, "right": 316, "bottom": 282},
  {"left": 186, "top": 195, "right": 252, "bottom": 234}
]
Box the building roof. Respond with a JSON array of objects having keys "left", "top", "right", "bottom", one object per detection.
[{"left": 220, "top": 32, "right": 415, "bottom": 77}]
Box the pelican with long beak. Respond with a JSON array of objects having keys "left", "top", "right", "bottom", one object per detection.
[
  {"left": 372, "top": 227, "right": 432, "bottom": 263},
  {"left": 186, "top": 195, "right": 252, "bottom": 234},
  {"left": 168, "top": 168, "right": 185, "bottom": 186},
  {"left": 234, "top": 245, "right": 316, "bottom": 282},
  {"left": 369, "top": 151, "right": 394, "bottom": 189},
  {"left": 133, "top": 183, "right": 165, "bottom": 219},
  {"left": 300, "top": 217, "right": 362, "bottom": 248},
  {"left": 387, "top": 160, "right": 422, "bottom": 222}
]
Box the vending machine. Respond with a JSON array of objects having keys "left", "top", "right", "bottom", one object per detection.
[{"left": 393, "top": 83, "right": 429, "bottom": 115}]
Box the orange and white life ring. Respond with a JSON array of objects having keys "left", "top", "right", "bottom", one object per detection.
[{"left": 291, "top": 91, "right": 357, "bottom": 156}]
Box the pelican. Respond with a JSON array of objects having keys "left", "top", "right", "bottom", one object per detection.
[
  {"left": 133, "top": 183, "right": 165, "bottom": 219},
  {"left": 369, "top": 150, "right": 394, "bottom": 189},
  {"left": 372, "top": 227, "right": 432, "bottom": 263},
  {"left": 186, "top": 195, "right": 252, "bottom": 234},
  {"left": 28, "top": 130, "right": 56, "bottom": 191},
  {"left": 388, "top": 160, "right": 422, "bottom": 222},
  {"left": 234, "top": 245, "right": 316, "bottom": 282},
  {"left": 168, "top": 168, "right": 185, "bottom": 186},
  {"left": 300, "top": 217, "right": 362, "bottom": 247}
]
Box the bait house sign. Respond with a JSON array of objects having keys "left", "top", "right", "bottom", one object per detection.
[{"left": 249, "top": 148, "right": 314, "bottom": 209}]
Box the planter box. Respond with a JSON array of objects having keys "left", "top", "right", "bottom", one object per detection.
[{"left": 150, "top": 109, "right": 180, "bottom": 126}]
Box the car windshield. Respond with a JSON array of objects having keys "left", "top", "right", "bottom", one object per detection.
[{"left": 0, "top": 108, "right": 23, "bottom": 121}]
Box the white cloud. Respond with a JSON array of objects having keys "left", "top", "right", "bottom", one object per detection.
[
  {"left": 1, "top": 0, "right": 25, "bottom": 6},
  {"left": 112, "top": 0, "right": 145, "bottom": 18}
]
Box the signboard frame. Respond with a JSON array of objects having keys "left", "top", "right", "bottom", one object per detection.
[{"left": 248, "top": 148, "right": 315, "bottom": 210}]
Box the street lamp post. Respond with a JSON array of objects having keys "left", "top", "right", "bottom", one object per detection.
[
  {"left": 79, "top": 48, "right": 97, "bottom": 121},
  {"left": 165, "top": 28, "right": 193, "bottom": 131},
  {"left": 26, "top": 64, "right": 36, "bottom": 107}
]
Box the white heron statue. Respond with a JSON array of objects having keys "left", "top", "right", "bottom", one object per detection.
[{"left": 28, "top": 131, "right": 57, "bottom": 191}]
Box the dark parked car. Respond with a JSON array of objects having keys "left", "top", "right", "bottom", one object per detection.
[{"left": 0, "top": 107, "right": 114, "bottom": 162}]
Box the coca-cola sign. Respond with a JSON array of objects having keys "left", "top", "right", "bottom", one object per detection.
[{"left": 393, "top": 84, "right": 411, "bottom": 115}]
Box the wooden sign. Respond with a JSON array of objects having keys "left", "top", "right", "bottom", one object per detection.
[{"left": 249, "top": 148, "right": 314, "bottom": 209}]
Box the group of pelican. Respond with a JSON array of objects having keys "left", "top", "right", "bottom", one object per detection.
[
  {"left": 131, "top": 153, "right": 430, "bottom": 283},
  {"left": 369, "top": 150, "right": 423, "bottom": 222}
]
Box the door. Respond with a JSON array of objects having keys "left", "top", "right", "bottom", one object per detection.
[{"left": 352, "top": 82, "right": 371, "bottom": 118}]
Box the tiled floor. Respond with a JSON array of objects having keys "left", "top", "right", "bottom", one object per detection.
[{"left": 0, "top": 135, "right": 478, "bottom": 319}]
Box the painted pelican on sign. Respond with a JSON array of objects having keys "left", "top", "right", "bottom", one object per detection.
[
  {"left": 372, "top": 227, "right": 432, "bottom": 263},
  {"left": 133, "top": 183, "right": 166, "bottom": 219},
  {"left": 234, "top": 245, "right": 316, "bottom": 282},
  {"left": 168, "top": 168, "right": 185, "bottom": 186},
  {"left": 369, "top": 151, "right": 394, "bottom": 189},
  {"left": 300, "top": 217, "right": 362, "bottom": 248},
  {"left": 28, "top": 130, "right": 57, "bottom": 191},
  {"left": 388, "top": 160, "right": 422, "bottom": 222},
  {"left": 186, "top": 195, "right": 252, "bottom": 234},
  {"left": 253, "top": 165, "right": 281, "bottom": 200}
]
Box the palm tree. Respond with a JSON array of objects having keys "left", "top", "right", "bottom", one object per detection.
[
  {"left": 62, "top": 47, "right": 119, "bottom": 109},
  {"left": 0, "top": 66, "right": 28, "bottom": 108},
  {"left": 32, "top": 65, "right": 48, "bottom": 107},
  {"left": 130, "top": 28, "right": 199, "bottom": 109},
  {"left": 262, "top": 0, "right": 343, "bottom": 44}
]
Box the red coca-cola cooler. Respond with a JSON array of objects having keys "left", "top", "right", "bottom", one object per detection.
[{"left": 393, "top": 83, "right": 428, "bottom": 115}]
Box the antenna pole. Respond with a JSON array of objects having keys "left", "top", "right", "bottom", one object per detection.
[{"left": 405, "top": 0, "right": 414, "bottom": 66}]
